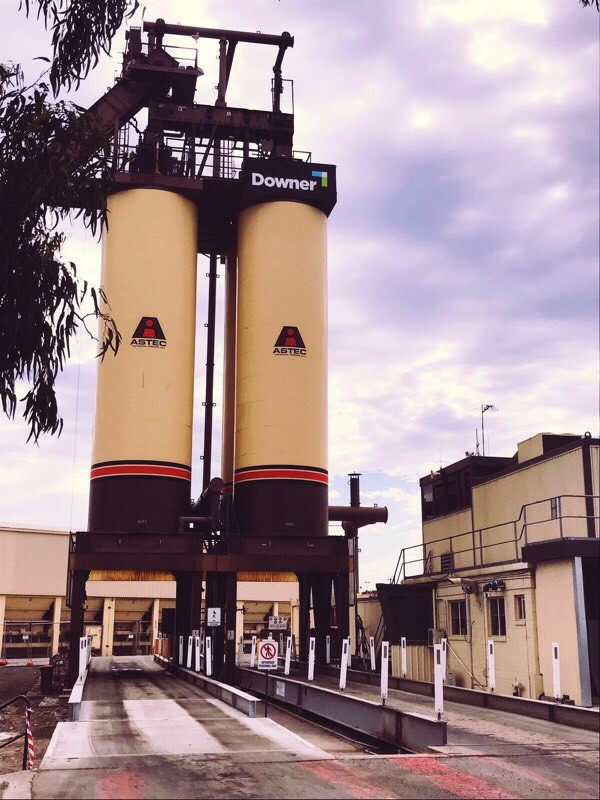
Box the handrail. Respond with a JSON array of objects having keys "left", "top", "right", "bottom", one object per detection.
[
  {"left": 391, "top": 494, "right": 599, "bottom": 582},
  {"left": 373, "top": 611, "right": 386, "bottom": 656},
  {"left": 0, "top": 694, "right": 33, "bottom": 770}
]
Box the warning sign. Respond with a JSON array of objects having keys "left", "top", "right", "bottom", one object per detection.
[
  {"left": 257, "top": 640, "right": 278, "bottom": 670},
  {"left": 207, "top": 608, "right": 221, "bottom": 627},
  {"left": 268, "top": 616, "right": 288, "bottom": 630}
]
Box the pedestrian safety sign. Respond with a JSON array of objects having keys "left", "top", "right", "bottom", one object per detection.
[
  {"left": 207, "top": 607, "right": 221, "bottom": 627},
  {"left": 257, "top": 640, "right": 278, "bottom": 670}
]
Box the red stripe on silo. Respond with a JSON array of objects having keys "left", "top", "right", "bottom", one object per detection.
[
  {"left": 90, "top": 463, "right": 191, "bottom": 481},
  {"left": 234, "top": 467, "right": 328, "bottom": 485}
]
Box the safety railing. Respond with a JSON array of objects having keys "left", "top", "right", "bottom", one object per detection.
[
  {"left": 0, "top": 695, "right": 34, "bottom": 770},
  {"left": 112, "top": 121, "right": 312, "bottom": 183},
  {"left": 391, "top": 494, "right": 599, "bottom": 583}
]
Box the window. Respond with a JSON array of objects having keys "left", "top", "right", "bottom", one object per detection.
[
  {"left": 422, "top": 483, "right": 434, "bottom": 518},
  {"left": 550, "top": 497, "right": 558, "bottom": 520},
  {"left": 441, "top": 552, "right": 455, "bottom": 572},
  {"left": 489, "top": 597, "right": 506, "bottom": 636},
  {"left": 515, "top": 595, "right": 526, "bottom": 621},
  {"left": 450, "top": 599, "right": 468, "bottom": 636}
]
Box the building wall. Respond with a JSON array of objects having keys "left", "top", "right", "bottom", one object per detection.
[
  {"left": 591, "top": 445, "right": 599, "bottom": 536},
  {"left": 419, "top": 447, "right": 588, "bottom": 575},
  {"left": 535, "top": 558, "right": 590, "bottom": 706},
  {"left": 356, "top": 595, "right": 382, "bottom": 641},
  {"left": 473, "top": 449, "right": 586, "bottom": 559},
  {"left": 422, "top": 509, "right": 473, "bottom": 573},
  {"left": 0, "top": 526, "right": 69, "bottom": 596},
  {"left": 430, "top": 569, "right": 541, "bottom": 696}
]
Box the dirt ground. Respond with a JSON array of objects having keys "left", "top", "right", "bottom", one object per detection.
[{"left": 0, "top": 666, "right": 68, "bottom": 775}]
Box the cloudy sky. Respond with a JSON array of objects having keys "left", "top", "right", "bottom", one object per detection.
[{"left": 0, "top": 0, "right": 598, "bottom": 589}]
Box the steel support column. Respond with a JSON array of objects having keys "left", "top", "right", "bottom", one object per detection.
[
  {"left": 297, "top": 573, "right": 312, "bottom": 662},
  {"left": 334, "top": 572, "right": 350, "bottom": 645},
  {"left": 312, "top": 573, "right": 332, "bottom": 664},
  {"left": 67, "top": 570, "right": 89, "bottom": 687},
  {"left": 223, "top": 572, "right": 238, "bottom": 683},
  {"left": 175, "top": 572, "right": 192, "bottom": 665}
]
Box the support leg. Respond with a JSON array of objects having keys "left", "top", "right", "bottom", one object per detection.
[
  {"left": 223, "top": 572, "right": 238, "bottom": 684},
  {"left": 297, "top": 573, "right": 311, "bottom": 662},
  {"left": 312, "top": 574, "right": 332, "bottom": 664},
  {"left": 68, "top": 570, "right": 88, "bottom": 687}
]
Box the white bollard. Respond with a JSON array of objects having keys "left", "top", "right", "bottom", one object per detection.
[
  {"left": 205, "top": 635, "right": 212, "bottom": 677},
  {"left": 433, "top": 643, "right": 444, "bottom": 718},
  {"left": 308, "top": 636, "right": 316, "bottom": 682},
  {"left": 325, "top": 634, "right": 331, "bottom": 665},
  {"left": 79, "top": 637, "right": 87, "bottom": 679},
  {"left": 339, "top": 638, "right": 349, "bottom": 690},
  {"left": 194, "top": 635, "right": 201, "bottom": 672},
  {"left": 487, "top": 640, "right": 496, "bottom": 692},
  {"left": 284, "top": 635, "right": 292, "bottom": 675},
  {"left": 369, "top": 636, "right": 376, "bottom": 672},
  {"left": 250, "top": 635, "right": 257, "bottom": 668},
  {"left": 237, "top": 636, "right": 243, "bottom": 666},
  {"left": 178, "top": 636, "right": 184, "bottom": 665},
  {"left": 552, "top": 642, "right": 561, "bottom": 700},
  {"left": 400, "top": 636, "right": 407, "bottom": 678},
  {"left": 186, "top": 636, "right": 193, "bottom": 669},
  {"left": 441, "top": 638, "right": 447, "bottom": 682},
  {"left": 381, "top": 641, "right": 389, "bottom": 704}
]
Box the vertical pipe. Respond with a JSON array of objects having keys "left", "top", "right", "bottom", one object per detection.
[
  {"left": 348, "top": 474, "right": 361, "bottom": 651},
  {"left": 349, "top": 472, "right": 361, "bottom": 507},
  {"left": 220, "top": 248, "right": 238, "bottom": 516},
  {"left": 216, "top": 38, "right": 228, "bottom": 107},
  {"left": 202, "top": 254, "right": 218, "bottom": 490}
]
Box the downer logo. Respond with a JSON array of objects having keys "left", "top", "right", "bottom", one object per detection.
[
  {"left": 131, "top": 317, "right": 167, "bottom": 348},
  {"left": 274, "top": 326, "right": 306, "bottom": 357},
  {"left": 242, "top": 158, "right": 337, "bottom": 217},
  {"left": 252, "top": 172, "right": 324, "bottom": 192}
]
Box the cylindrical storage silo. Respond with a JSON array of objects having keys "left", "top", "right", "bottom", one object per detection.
[
  {"left": 234, "top": 200, "right": 328, "bottom": 537},
  {"left": 88, "top": 188, "right": 198, "bottom": 533}
]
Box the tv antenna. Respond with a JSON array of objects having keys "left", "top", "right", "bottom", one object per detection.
[{"left": 481, "top": 404, "right": 499, "bottom": 456}]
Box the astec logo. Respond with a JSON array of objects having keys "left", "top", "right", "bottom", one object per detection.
[
  {"left": 273, "top": 326, "right": 306, "bottom": 357},
  {"left": 130, "top": 317, "right": 167, "bottom": 349},
  {"left": 311, "top": 170, "right": 328, "bottom": 187}
]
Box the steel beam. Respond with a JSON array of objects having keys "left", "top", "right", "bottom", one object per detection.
[{"left": 238, "top": 668, "right": 446, "bottom": 752}]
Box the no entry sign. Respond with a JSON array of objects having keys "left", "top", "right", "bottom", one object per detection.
[{"left": 257, "top": 640, "right": 278, "bottom": 670}]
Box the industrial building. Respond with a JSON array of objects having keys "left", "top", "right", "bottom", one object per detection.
[{"left": 378, "top": 431, "right": 599, "bottom": 707}]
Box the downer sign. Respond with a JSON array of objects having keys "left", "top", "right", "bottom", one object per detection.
[{"left": 241, "top": 158, "right": 337, "bottom": 216}]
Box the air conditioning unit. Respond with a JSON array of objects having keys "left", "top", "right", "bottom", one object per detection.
[{"left": 427, "top": 628, "right": 447, "bottom": 647}]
